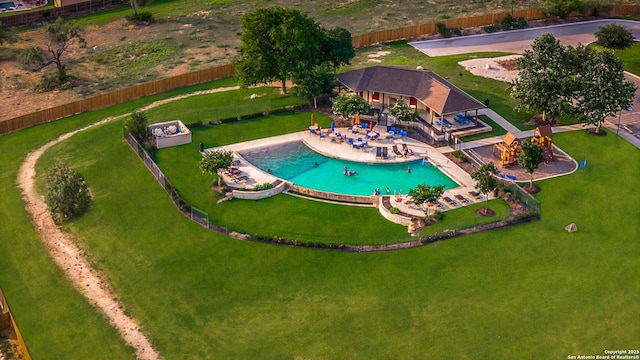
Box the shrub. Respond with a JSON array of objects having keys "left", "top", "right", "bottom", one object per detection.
[
  {"left": 452, "top": 150, "right": 468, "bottom": 163},
  {"left": 514, "top": 17, "right": 528, "bottom": 29},
  {"left": 390, "top": 207, "right": 400, "bottom": 214},
  {"left": 126, "top": 11, "right": 154, "bottom": 24},
  {"left": 35, "top": 71, "right": 71, "bottom": 92},
  {"left": 124, "top": 111, "right": 149, "bottom": 140},
  {"left": 45, "top": 163, "right": 92, "bottom": 224},
  {"left": 483, "top": 24, "right": 497, "bottom": 33},
  {"left": 254, "top": 183, "right": 274, "bottom": 191},
  {"left": 436, "top": 23, "right": 451, "bottom": 38},
  {"left": 595, "top": 24, "right": 634, "bottom": 50}
]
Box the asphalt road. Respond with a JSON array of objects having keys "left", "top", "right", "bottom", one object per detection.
[{"left": 409, "top": 19, "right": 640, "bottom": 56}]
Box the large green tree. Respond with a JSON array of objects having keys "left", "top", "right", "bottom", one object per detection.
[
  {"left": 293, "top": 62, "right": 336, "bottom": 109},
  {"left": 17, "top": 18, "right": 85, "bottom": 77},
  {"left": 518, "top": 139, "right": 545, "bottom": 189},
  {"left": 200, "top": 150, "right": 234, "bottom": 187},
  {"left": 470, "top": 162, "right": 500, "bottom": 214},
  {"left": 234, "top": 7, "right": 326, "bottom": 94},
  {"left": 323, "top": 26, "right": 355, "bottom": 73},
  {"left": 511, "top": 33, "right": 574, "bottom": 123},
  {"left": 45, "top": 163, "right": 92, "bottom": 224},
  {"left": 124, "top": 111, "right": 149, "bottom": 140},
  {"left": 331, "top": 93, "right": 372, "bottom": 122},
  {"left": 408, "top": 184, "right": 445, "bottom": 219},
  {"left": 575, "top": 49, "right": 636, "bottom": 134}
]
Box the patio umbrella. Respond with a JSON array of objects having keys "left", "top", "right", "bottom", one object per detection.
[
  {"left": 311, "top": 114, "right": 315, "bottom": 124},
  {"left": 355, "top": 114, "right": 360, "bottom": 124},
  {"left": 369, "top": 121, "right": 373, "bottom": 131},
  {"left": 331, "top": 121, "right": 335, "bottom": 133}
]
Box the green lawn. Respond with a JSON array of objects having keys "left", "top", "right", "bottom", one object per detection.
[
  {"left": 1, "top": 52, "right": 639, "bottom": 359},
  {"left": 459, "top": 114, "right": 509, "bottom": 141},
  {"left": 29, "top": 118, "right": 640, "bottom": 358}
]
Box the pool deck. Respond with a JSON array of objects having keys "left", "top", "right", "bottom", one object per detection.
[{"left": 209, "top": 126, "right": 487, "bottom": 215}]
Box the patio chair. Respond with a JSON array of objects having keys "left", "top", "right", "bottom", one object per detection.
[
  {"left": 376, "top": 147, "right": 383, "bottom": 159},
  {"left": 401, "top": 143, "right": 408, "bottom": 151},
  {"left": 382, "top": 147, "right": 388, "bottom": 158},
  {"left": 455, "top": 194, "right": 469, "bottom": 204},
  {"left": 443, "top": 196, "right": 458, "bottom": 207},
  {"left": 392, "top": 145, "right": 402, "bottom": 157},
  {"left": 468, "top": 191, "right": 482, "bottom": 200}
]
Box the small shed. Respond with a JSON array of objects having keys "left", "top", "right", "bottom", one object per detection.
[{"left": 148, "top": 120, "right": 192, "bottom": 149}]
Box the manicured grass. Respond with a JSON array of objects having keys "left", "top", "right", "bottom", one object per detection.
[
  {"left": 33, "top": 121, "right": 640, "bottom": 358},
  {"left": 2, "top": 74, "right": 639, "bottom": 359},
  {"left": 614, "top": 41, "right": 640, "bottom": 76},
  {"left": 145, "top": 86, "right": 308, "bottom": 125}
]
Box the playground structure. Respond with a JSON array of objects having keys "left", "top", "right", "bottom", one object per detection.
[
  {"left": 493, "top": 132, "right": 521, "bottom": 167},
  {"left": 531, "top": 125, "right": 554, "bottom": 162}
]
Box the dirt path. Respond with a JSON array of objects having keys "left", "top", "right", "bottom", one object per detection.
[{"left": 15, "top": 85, "right": 239, "bottom": 360}]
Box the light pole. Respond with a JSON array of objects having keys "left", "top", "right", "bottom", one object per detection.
[{"left": 617, "top": 107, "right": 633, "bottom": 135}]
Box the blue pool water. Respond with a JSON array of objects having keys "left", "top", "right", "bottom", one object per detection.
[
  {"left": 0, "top": 2, "right": 16, "bottom": 9},
  {"left": 240, "top": 141, "right": 458, "bottom": 196}
]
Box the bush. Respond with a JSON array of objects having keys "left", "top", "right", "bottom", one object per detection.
[
  {"left": 45, "top": 163, "right": 92, "bottom": 224},
  {"left": 452, "top": 150, "right": 468, "bottom": 163},
  {"left": 390, "top": 207, "right": 400, "bottom": 214},
  {"left": 483, "top": 24, "right": 497, "bottom": 33},
  {"left": 124, "top": 111, "right": 149, "bottom": 140},
  {"left": 254, "top": 183, "right": 274, "bottom": 191},
  {"left": 514, "top": 17, "right": 528, "bottom": 30},
  {"left": 126, "top": 11, "right": 154, "bottom": 24},
  {"left": 35, "top": 71, "right": 71, "bottom": 92},
  {"left": 436, "top": 23, "right": 451, "bottom": 38},
  {"left": 595, "top": 24, "right": 634, "bottom": 50}
]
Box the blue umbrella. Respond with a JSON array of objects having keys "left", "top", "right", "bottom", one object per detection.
[{"left": 331, "top": 121, "right": 335, "bottom": 133}]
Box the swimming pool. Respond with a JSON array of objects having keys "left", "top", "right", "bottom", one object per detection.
[{"left": 240, "top": 141, "right": 458, "bottom": 196}]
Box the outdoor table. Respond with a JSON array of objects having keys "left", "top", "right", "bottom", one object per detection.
[{"left": 309, "top": 125, "right": 318, "bottom": 130}]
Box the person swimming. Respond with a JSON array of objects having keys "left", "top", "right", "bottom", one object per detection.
[
  {"left": 386, "top": 187, "right": 390, "bottom": 193},
  {"left": 407, "top": 166, "right": 411, "bottom": 174}
]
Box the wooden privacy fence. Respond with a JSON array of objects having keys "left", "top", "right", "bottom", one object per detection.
[
  {"left": 0, "top": 64, "right": 235, "bottom": 135},
  {"left": 0, "top": 0, "right": 127, "bottom": 27},
  {"left": 0, "top": 288, "right": 32, "bottom": 360},
  {"left": 352, "top": 8, "right": 546, "bottom": 47},
  {"left": 2, "top": 5, "right": 640, "bottom": 135}
]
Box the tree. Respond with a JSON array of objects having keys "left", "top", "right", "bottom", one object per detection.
[
  {"left": 518, "top": 140, "right": 545, "bottom": 189},
  {"left": 545, "top": 0, "right": 582, "bottom": 19},
  {"left": 511, "top": 33, "right": 574, "bottom": 123},
  {"left": 45, "top": 163, "right": 92, "bottom": 224},
  {"left": 389, "top": 100, "right": 419, "bottom": 123},
  {"left": 595, "top": 24, "right": 635, "bottom": 50},
  {"left": 293, "top": 62, "right": 336, "bottom": 109},
  {"left": 331, "top": 93, "right": 372, "bottom": 121},
  {"left": 124, "top": 111, "right": 149, "bottom": 140},
  {"left": 18, "top": 18, "right": 85, "bottom": 77},
  {"left": 574, "top": 49, "right": 636, "bottom": 134},
  {"left": 234, "top": 7, "right": 326, "bottom": 94},
  {"left": 408, "top": 184, "right": 445, "bottom": 219},
  {"left": 323, "top": 26, "right": 355, "bottom": 74},
  {"left": 470, "top": 162, "right": 500, "bottom": 214},
  {"left": 200, "top": 150, "right": 234, "bottom": 187}
]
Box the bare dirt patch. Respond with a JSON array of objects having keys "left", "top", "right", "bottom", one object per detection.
[{"left": 458, "top": 54, "right": 521, "bottom": 83}]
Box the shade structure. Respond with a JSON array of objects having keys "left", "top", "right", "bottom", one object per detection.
[
  {"left": 355, "top": 114, "right": 360, "bottom": 124},
  {"left": 311, "top": 114, "right": 315, "bottom": 124},
  {"left": 331, "top": 121, "right": 335, "bottom": 132}
]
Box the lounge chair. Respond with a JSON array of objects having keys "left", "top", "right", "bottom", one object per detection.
[
  {"left": 468, "top": 191, "right": 482, "bottom": 200},
  {"left": 455, "top": 194, "right": 469, "bottom": 204},
  {"left": 382, "top": 147, "right": 388, "bottom": 159},
  {"left": 401, "top": 143, "right": 408, "bottom": 151},
  {"left": 392, "top": 145, "right": 402, "bottom": 157},
  {"left": 376, "top": 147, "right": 383, "bottom": 159},
  {"left": 443, "top": 196, "right": 458, "bottom": 207}
]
